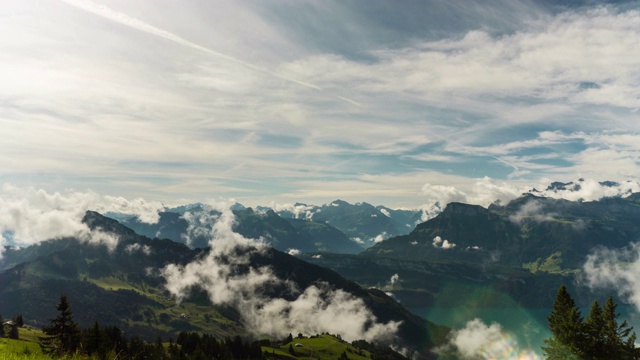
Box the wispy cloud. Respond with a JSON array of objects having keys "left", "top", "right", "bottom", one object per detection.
[{"left": 1, "top": 1, "right": 639, "bottom": 207}]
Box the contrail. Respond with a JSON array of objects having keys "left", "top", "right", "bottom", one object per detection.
[
  {"left": 59, "top": 0, "right": 323, "bottom": 91},
  {"left": 336, "top": 96, "right": 361, "bottom": 107}
]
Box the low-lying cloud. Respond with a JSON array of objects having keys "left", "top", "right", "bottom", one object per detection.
[
  {"left": 160, "top": 203, "right": 401, "bottom": 342},
  {"left": 508, "top": 200, "right": 557, "bottom": 224},
  {"left": 0, "top": 184, "right": 165, "bottom": 257},
  {"left": 583, "top": 243, "right": 640, "bottom": 311},
  {"left": 433, "top": 236, "right": 456, "bottom": 249},
  {"left": 420, "top": 178, "right": 640, "bottom": 223},
  {"left": 436, "top": 318, "right": 541, "bottom": 360}
]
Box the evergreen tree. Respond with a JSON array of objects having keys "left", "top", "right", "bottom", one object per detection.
[
  {"left": 14, "top": 314, "right": 24, "bottom": 327},
  {"left": 0, "top": 313, "right": 4, "bottom": 337},
  {"left": 602, "top": 296, "right": 639, "bottom": 359},
  {"left": 84, "top": 320, "right": 105, "bottom": 357},
  {"left": 542, "top": 285, "right": 585, "bottom": 359},
  {"left": 8, "top": 323, "right": 19, "bottom": 339},
  {"left": 585, "top": 300, "right": 606, "bottom": 359},
  {"left": 40, "top": 294, "right": 81, "bottom": 356}
]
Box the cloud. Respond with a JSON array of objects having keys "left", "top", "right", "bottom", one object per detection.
[
  {"left": 537, "top": 178, "right": 640, "bottom": 202},
  {"left": 389, "top": 273, "right": 399, "bottom": 286},
  {"left": 583, "top": 243, "right": 640, "bottom": 311},
  {"left": 433, "top": 236, "right": 456, "bottom": 250},
  {"left": 3, "top": 1, "right": 640, "bottom": 210},
  {"left": 421, "top": 184, "right": 468, "bottom": 206},
  {"left": 421, "top": 177, "right": 527, "bottom": 211},
  {"left": 0, "top": 184, "right": 167, "bottom": 256},
  {"left": 269, "top": 202, "right": 315, "bottom": 220},
  {"left": 58, "top": 0, "right": 321, "bottom": 91},
  {"left": 287, "top": 248, "right": 301, "bottom": 256},
  {"left": 160, "top": 203, "right": 400, "bottom": 342},
  {"left": 125, "top": 243, "right": 151, "bottom": 256},
  {"left": 419, "top": 178, "right": 640, "bottom": 220},
  {"left": 436, "top": 318, "right": 542, "bottom": 360},
  {"left": 373, "top": 232, "right": 387, "bottom": 244},
  {"left": 508, "top": 199, "right": 557, "bottom": 224},
  {"left": 352, "top": 237, "right": 364, "bottom": 244}
]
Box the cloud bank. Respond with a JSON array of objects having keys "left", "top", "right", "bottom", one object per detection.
[
  {"left": 0, "top": 184, "right": 165, "bottom": 257},
  {"left": 160, "top": 203, "right": 400, "bottom": 342}
]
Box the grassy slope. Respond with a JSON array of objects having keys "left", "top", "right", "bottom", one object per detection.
[{"left": 0, "top": 331, "right": 372, "bottom": 360}]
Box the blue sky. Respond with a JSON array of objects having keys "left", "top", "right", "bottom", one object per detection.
[{"left": 1, "top": 0, "right": 640, "bottom": 208}]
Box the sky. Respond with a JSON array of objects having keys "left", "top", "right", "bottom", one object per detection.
[{"left": 1, "top": 0, "right": 640, "bottom": 208}]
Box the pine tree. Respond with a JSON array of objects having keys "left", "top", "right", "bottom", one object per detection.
[
  {"left": 0, "top": 313, "right": 4, "bottom": 337},
  {"left": 584, "top": 300, "right": 606, "bottom": 359},
  {"left": 602, "top": 296, "right": 639, "bottom": 359},
  {"left": 84, "top": 320, "right": 105, "bottom": 357},
  {"left": 542, "top": 285, "right": 585, "bottom": 359},
  {"left": 13, "top": 315, "right": 24, "bottom": 327},
  {"left": 8, "top": 323, "right": 19, "bottom": 339},
  {"left": 13, "top": 314, "right": 24, "bottom": 327},
  {"left": 40, "top": 294, "right": 81, "bottom": 356}
]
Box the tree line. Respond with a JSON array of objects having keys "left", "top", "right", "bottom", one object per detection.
[
  {"left": 543, "top": 285, "right": 640, "bottom": 359},
  {"left": 31, "top": 294, "right": 406, "bottom": 360},
  {"left": 35, "top": 294, "right": 265, "bottom": 359}
]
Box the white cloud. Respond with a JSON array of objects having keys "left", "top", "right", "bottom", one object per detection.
[
  {"left": 287, "top": 248, "right": 301, "bottom": 256},
  {"left": 538, "top": 178, "right": 640, "bottom": 202},
  {"left": 436, "top": 318, "right": 542, "bottom": 360},
  {"left": 389, "top": 273, "right": 399, "bottom": 286},
  {"left": 125, "top": 243, "right": 151, "bottom": 256},
  {"left": 160, "top": 203, "right": 400, "bottom": 342},
  {"left": 583, "top": 243, "right": 640, "bottom": 311},
  {"left": 373, "top": 232, "right": 387, "bottom": 244},
  {"left": 432, "top": 236, "right": 456, "bottom": 250},
  {"left": 269, "top": 202, "right": 315, "bottom": 220},
  {"left": 352, "top": 237, "right": 364, "bottom": 244},
  {"left": 508, "top": 200, "right": 556, "bottom": 224},
  {"left": 0, "top": 184, "right": 168, "bottom": 256},
  {"left": 2, "top": 0, "right": 640, "bottom": 211}
]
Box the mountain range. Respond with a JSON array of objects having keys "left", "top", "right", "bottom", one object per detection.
[
  {"left": 114, "top": 200, "right": 421, "bottom": 253},
  {"left": 3, "top": 186, "right": 640, "bottom": 358},
  {"left": 0, "top": 211, "right": 446, "bottom": 358}
]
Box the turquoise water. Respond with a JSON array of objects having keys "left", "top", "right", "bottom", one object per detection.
[
  {"left": 408, "top": 306, "right": 552, "bottom": 352},
  {"left": 409, "top": 305, "right": 640, "bottom": 355}
]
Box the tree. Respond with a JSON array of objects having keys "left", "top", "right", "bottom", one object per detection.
[
  {"left": 0, "top": 313, "right": 4, "bottom": 337},
  {"left": 542, "top": 285, "right": 585, "bottom": 359},
  {"left": 9, "top": 323, "right": 19, "bottom": 340},
  {"left": 602, "top": 296, "right": 639, "bottom": 359},
  {"left": 584, "top": 300, "right": 606, "bottom": 359},
  {"left": 14, "top": 314, "right": 24, "bottom": 327},
  {"left": 40, "top": 294, "right": 81, "bottom": 356},
  {"left": 543, "top": 286, "right": 640, "bottom": 360}
]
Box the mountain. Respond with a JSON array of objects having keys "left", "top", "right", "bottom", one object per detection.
[
  {"left": 276, "top": 200, "right": 420, "bottom": 247},
  {"left": 295, "top": 193, "right": 640, "bottom": 314},
  {"left": 0, "top": 211, "right": 447, "bottom": 357},
  {"left": 118, "top": 207, "right": 363, "bottom": 254},
  {"left": 362, "top": 193, "right": 640, "bottom": 270}
]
